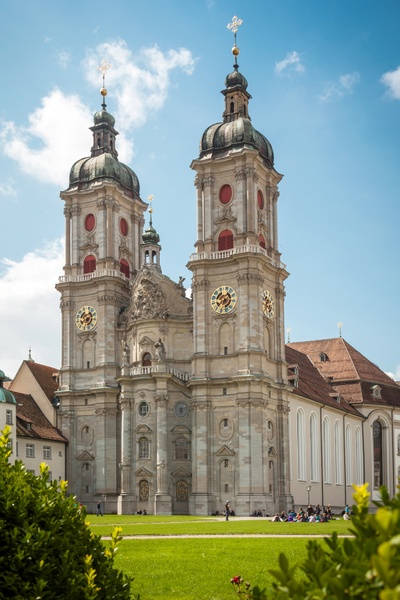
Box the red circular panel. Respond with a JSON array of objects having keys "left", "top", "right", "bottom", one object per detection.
[
  {"left": 120, "top": 218, "right": 128, "bottom": 236},
  {"left": 257, "top": 190, "right": 264, "bottom": 210},
  {"left": 85, "top": 213, "right": 95, "bottom": 232},
  {"left": 258, "top": 234, "right": 266, "bottom": 249},
  {"left": 219, "top": 184, "right": 232, "bottom": 204}
]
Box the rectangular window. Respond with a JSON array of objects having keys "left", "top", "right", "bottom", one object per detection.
[
  {"left": 27, "top": 469, "right": 35, "bottom": 475},
  {"left": 6, "top": 409, "right": 13, "bottom": 425},
  {"left": 26, "top": 443, "right": 35, "bottom": 458},
  {"left": 7, "top": 439, "right": 13, "bottom": 451},
  {"left": 43, "top": 446, "right": 52, "bottom": 460},
  {"left": 48, "top": 471, "right": 52, "bottom": 481}
]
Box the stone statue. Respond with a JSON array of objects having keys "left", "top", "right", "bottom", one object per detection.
[
  {"left": 122, "top": 339, "right": 130, "bottom": 365},
  {"left": 154, "top": 338, "right": 166, "bottom": 362}
]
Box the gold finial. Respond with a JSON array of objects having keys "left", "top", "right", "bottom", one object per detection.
[
  {"left": 97, "top": 60, "right": 111, "bottom": 104},
  {"left": 227, "top": 16, "right": 243, "bottom": 69},
  {"left": 147, "top": 195, "right": 154, "bottom": 225}
]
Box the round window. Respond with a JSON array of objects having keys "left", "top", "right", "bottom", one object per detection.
[
  {"left": 219, "top": 184, "right": 232, "bottom": 205},
  {"left": 138, "top": 401, "right": 149, "bottom": 417},
  {"left": 174, "top": 402, "right": 189, "bottom": 418},
  {"left": 120, "top": 218, "right": 128, "bottom": 236},
  {"left": 85, "top": 213, "right": 95, "bottom": 232},
  {"left": 257, "top": 190, "right": 264, "bottom": 210}
]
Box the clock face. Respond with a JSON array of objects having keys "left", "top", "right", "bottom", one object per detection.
[
  {"left": 211, "top": 286, "right": 237, "bottom": 314},
  {"left": 76, "top": 306, "right": 98, "bottom": 331},
  {"left": 262, "top": 290, "right": 274, "bottom": 318}
]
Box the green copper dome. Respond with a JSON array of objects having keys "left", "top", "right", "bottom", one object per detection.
[
  {"left": 142, "top": 223, "right": 160, "bottom": 245},
  {"left": 0, "top": 370, "right": 16, "bottom": 405},
  {"left": 68, "top": 100, "right": 140, "bottom": 197},
  {"left": 69, "top": 154, "right": 140, "bottom": 195},
  {"left": 199, "top": 66, "right": 274, "bottom": 166}
]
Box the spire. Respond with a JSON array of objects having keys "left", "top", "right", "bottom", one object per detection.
[
  {"left": 223, "top": 16, "right": 251, "bottom": 123},
  {"left": 141, "top": 195, "right": 162, "bottom": 271},
  {"left": 90, "top": 60, "right": 119, "bottom": 159}
]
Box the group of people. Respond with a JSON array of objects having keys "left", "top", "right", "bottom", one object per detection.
[{"left": 272, "top": 503, "right": 335, "bottom": 523}]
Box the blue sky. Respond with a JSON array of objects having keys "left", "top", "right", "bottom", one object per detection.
[{"left": 1, "top": 0, "right": 399, "bottom": 379}]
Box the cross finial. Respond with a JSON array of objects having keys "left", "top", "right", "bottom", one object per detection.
[
  {"left": 97, "top": 60, "right": 111, "bottom": 108},
  {"left": 227, "top": 16, "right": 243, "bottom": 70},
  {"left": 337, "top": 322, "right": 343, "bottom": 338}
]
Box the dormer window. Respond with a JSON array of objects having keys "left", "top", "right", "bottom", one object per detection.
[
  {"left": 320, "top": 352, "right": 329, "bottom": 362},
  {"left": 371, "top": 385, "right": 382, "bottom": 400}
]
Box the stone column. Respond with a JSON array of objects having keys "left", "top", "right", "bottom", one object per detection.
[
  {"left": 154, "top": 393, "right": 172, "bottom": 514},
  {"left": 277, "top": 401, "right": 293, "bottom": 512},
  {"left": 64, "top": 206, "right": 71, "bottom": 270},
  {"left": 117, "top": 394, "right": 133, "bottom": 514},
  {"left": 189, "top": 400, "right": 211, "bottom": 515},
  {"left": 195, "top": 175, "right": 204, "bottom": 243},
  {"left": 71, "top": 205, "right": 81, "bottom": 266},
  {"left": 236, "top": 399, "right": 251, "bottom": 514}
]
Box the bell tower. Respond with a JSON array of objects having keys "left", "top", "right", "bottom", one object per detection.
[
  {"left": 56, "top": 64, "right": 147, "bottom": 510},
  {"left": 187, "top": 17, "right": 292, "bottom": 516}
]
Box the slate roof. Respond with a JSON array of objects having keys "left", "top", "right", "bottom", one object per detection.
[
  {"left": 285, "top": 345, "right": 362, "bottom": 417},
  {"left": 288, "top": 338, "right": 400, "bottom": 408},
  {"left": 14, "top": 391, "right": 66, "bottom": 443}
]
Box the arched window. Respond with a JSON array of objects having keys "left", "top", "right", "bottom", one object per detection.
[
  {"left": 83, "top": 255, "right": 96, "bottom": 274},
  {"left": 373, "top": 420, "right": 383, "bottom": 488},
  {"left": 139, "top": 479, "right": 149, "bottom": 501},
  {"left": 139, "top": 437, "right": 150, "bottom": 459},
  {"left": 323, "top": 416, "right": 331, "bottom": 484},
  {"left": 296, "top": 408, "right": 306, "bottom": 481},
  {"left": 142, "top": 353, "right": 151, "bottom": 366},
  {"left": 355, "top": 426, "right": 363, "bottom": 485},
  {"left": 175, "top": 437, "right": 190, "bottom": 460},
  {"left": 230, "top": 101, "right": 234, "bottom": 113},
  {"left": 334, "top": 420, "right": 342, "bottom": 484},
  {"left": 310, "top": 412, "right": 319, "bottom": 482},
  {"left": 120, "top": 259, "right": 130, "bottom": 278},
  {"left": 345, "top": 424, "right": 353, "bottom": 485},
  {"left": 218, "top": 229, "right": 234, "bottom": 251},
  {"left": 258, "top": 234, "right": 266, "bottom": 249}
]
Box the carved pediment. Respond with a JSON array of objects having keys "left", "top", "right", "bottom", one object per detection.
[
  {"left": 139, "top": 335, "right": 156, "bottom": 347},
  {"left": 77, "top": 450, "right": 95, "bottom": 461},
  {"left": 136, "top": 424, "right": 152, "bottom": 433},
  {"left": 135, "top": 467, "right": 153, "bottom": 477},
  {"left": 216, "top": 445, "right": 235, "bottom": 456},
  {"left": 171, "top": 425, "right": 191, "bottom": 434},
  {"left": 171, "top": 467, "right": 192, "bottom": 478}
]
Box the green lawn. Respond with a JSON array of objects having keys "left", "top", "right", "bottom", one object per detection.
[
  {"left": 90, "top": 516, "right": 352, "bottom": 599},
  {"left": 88, "top": 514, "right": 353, "bottom": 537}
]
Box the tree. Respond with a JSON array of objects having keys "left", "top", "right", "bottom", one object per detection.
[{"left": 0, "top": 427, "right": 133, "bottom": 599}]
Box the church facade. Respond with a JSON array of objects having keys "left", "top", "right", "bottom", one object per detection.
[{"left": 55, "top": 46, "right": 400, "bottom": 515}]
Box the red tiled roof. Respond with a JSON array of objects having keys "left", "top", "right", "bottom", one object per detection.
[
  {"left": 288, "top": 338, "right": 400, "bottom": 408},
  {"left": 14, "top": 391, "right": 66, "bottom": 443},
  {"left": 24, "top": 361, "right": 59, "bottom": 401},
  {"left": 285, "top": 346, "right": 362, "bottom": 416}
]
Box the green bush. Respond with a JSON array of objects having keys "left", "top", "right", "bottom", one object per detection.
[
  {"left": 232, "top": 483, "right": 400, "bottom": 599},
  {"left": 0, "top": 427, "right": 133, "bottom": 600}
]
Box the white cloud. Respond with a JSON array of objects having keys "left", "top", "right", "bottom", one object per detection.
[
  {"left": 386, "top": 365, "right": 400, "bottom": 381},
  {"left": 381, "top": 66, "right": 400, "bottom": 99},
  {"left": 0, "top": 89, "right": 92, "bottom": 187},
  {"left": 0, "top": 39, "right": 196, "bottom": 187},
  {"left": 0, "top": 180, "right": 17, "bottom": 198},
  {"left": 58, "top": 51, "right": 71, "bottom": 70},
  {"left": 0, "top": 239, "right": 64, "bottom": 378},
  {"left": 275, "top": 51, "right": 305, "bottom": 76},
  {"left": 320, "top": 71, "right": 360, "bottom": 101},
  {"left": 83, "top": 40, "right": 196, "bottom": 132}
]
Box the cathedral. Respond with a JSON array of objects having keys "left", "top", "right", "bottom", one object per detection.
[{"left": 54, "top": 32, "right": 400, "bottom": 516}]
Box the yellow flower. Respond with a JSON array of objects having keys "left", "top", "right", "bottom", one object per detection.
[{"left": 353, "top": 483, "right": 370, "bottom": 509}]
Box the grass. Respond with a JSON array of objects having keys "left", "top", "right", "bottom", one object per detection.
[
  {"left": 88, "top": 514, "right": 353, "bottom": 537},
  {"left": 113, "top": 537, "right": 310, "bottom": 599},
  {"left": 90, "top": 515, "right": 352, "bottom": 599}
]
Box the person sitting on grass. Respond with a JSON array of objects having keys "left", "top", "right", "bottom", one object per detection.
[{"left": 272, "top": 513, "right": 280, "bottom": 522}]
